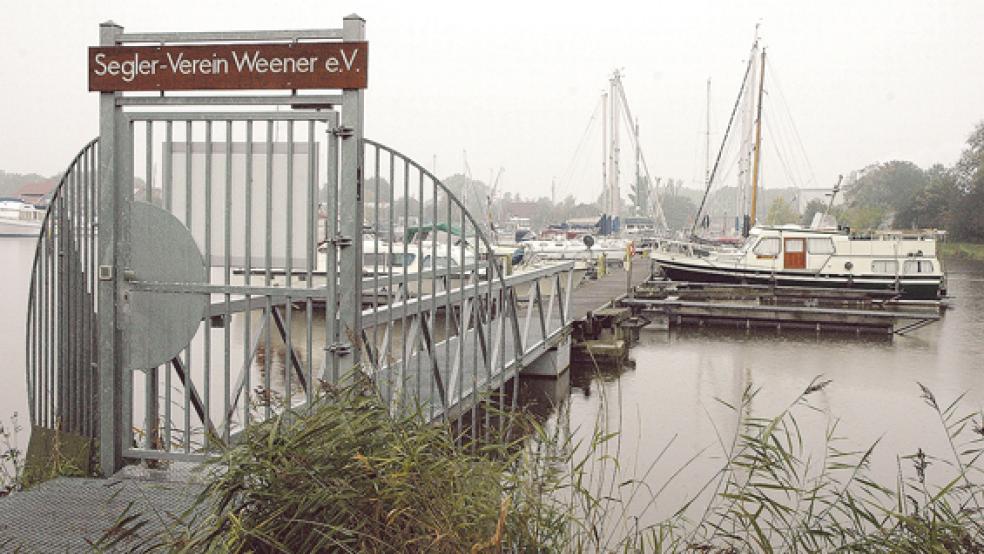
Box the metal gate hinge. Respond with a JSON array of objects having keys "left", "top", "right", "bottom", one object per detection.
[{"left": 332, "top": 126, "right": 354, "bottom": 139}]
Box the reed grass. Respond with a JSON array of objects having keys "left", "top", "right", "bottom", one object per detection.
[
  {"left": 0, "top": 413, "right": 23, "bottom": 498},
  {"left": 118, "top": 372, "right": 984, "bottom": 552}
]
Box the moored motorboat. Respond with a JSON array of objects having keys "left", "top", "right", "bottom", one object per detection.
[{"left": 651, "top": 225, "right": 945, "bottom": 300}]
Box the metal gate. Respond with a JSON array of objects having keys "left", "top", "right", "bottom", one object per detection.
[
  {"left": 26, "top": 17, "right": 575, "bottom": 475},
  {"left": 116, "top": 111, "right": 343, "bottom": 465}
]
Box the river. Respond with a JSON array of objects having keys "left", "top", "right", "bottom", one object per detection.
[
  {"left": 2, "top": 233, "right": 983, "bottom": 523},
  {"left": 527, "top": 255, "right": 984, "bottom": 527}
]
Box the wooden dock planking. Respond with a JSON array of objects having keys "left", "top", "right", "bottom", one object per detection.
[{"left": 568, "top": 260, "right": 652, "bottom": 321}]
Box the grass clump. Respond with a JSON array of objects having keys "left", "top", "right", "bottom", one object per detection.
[
  {"left": 146, "top": 375, "right": 984, "bottom": 553},
  {"left": 162, "top": 382, "right": 565, "bottom": 553}
]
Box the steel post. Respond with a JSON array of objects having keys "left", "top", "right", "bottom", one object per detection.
[
  {"left": 336, "top": 14, "right": 366, "bottom": 380},
  {"left": 97, "top": 20, "right": 124, "bottom": 477}
]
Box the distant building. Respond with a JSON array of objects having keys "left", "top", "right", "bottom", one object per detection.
[
  {"left": 17, "top": 178, "right": 58, "bottom": 207},
  {"left": 501, "top": 200, "right": 540, "bottom": 221}
]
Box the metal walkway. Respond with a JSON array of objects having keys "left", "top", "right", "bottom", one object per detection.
[{"left": 0, "top": 466, "right": 204, "bottom": 552}]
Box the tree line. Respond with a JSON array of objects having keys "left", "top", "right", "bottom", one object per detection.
[{"left": 793, "top": 121, "right": 984, "bottom": 241}]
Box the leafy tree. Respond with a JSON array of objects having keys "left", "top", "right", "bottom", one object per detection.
[
  {"left": 628, "top": 175, "right": 652, "bottom": 217},
  {"left": 840, "top": 205, "right": 888, "bottom": 231},
  {"left": 894, "top": 164, "right": 958, "bottom": 229},
  {"left": 950, "top": 121, "right": 984, "bottom": 241},
  {"left": 843, "top": 161, "right": 926, "bottom": 222},
  {"left": 659, "top": 193, "right": 697, "bottom": 231},
  {"left": 765, "top": 197, "right": 799, "bottom": 225},
  {"left": 800, "top": 198, "right": 828, "bottom": 227}
]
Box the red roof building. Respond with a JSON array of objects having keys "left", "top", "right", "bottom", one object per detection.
[{"left": 17, "top": 178, "right": 58, "bottom": 206}]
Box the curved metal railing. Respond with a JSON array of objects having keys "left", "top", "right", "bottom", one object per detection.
[
  {"left": 25, "top": 138, "right": 100, "bottom": 439},
  {"left": 360, "top": 139, "right": 573, "bottom": 432}
]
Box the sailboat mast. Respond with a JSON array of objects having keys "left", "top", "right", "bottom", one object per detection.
[
  {"left": 635, "top": 117, "right": 641, "bottom": 216},
  {"left": 609, "top": 73, "right": 621, "bottom": 219},
  {"left": 749, "top": 48, "right": 767, "bottom": 228},
  {"left": 601, "top": 90, "right": 608, "bottom": 213},
  {"left": 705, "top": 78, "right": 711, "bottom": 186}
]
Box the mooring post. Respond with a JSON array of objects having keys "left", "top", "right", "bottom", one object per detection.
[
  {"left": 97, "top": 20, "right": 125, "bottom": 477},
  {"left": 335, "top": 14, "right": 366, "bottom": 382}
]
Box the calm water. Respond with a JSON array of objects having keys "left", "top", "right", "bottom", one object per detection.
[
  {"left": 2, "top": 231, "right": 983, "bottom": 518},
  {"left": 527, "top": 255, "right": 984, "bottom": 524}
]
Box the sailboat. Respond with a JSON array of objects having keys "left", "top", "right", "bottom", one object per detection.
[{"left": 651, "top": 37, "right": 946, "bottom": 300}]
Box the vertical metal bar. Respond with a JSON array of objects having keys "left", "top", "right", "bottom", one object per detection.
[
  {"left": 443, "top": 196, "right": 451, "bottom": 421},
  {"left": 264, "top": 120, "right": 273, "bottom": 421},
  {"left": 203, "top": 121, "right": 213, "bottom": 450},
  {"left": 183, "top": 120, "right": 192, "bottom": 452},
  {"left": 285, "top": 120, "right": 294, "bottom": 408},
  {"left": 42, "top": 223, "right": 47, "bottom": 431},
  {"left": 70, "top": 158, "right": 79, "bottom": 434},
  {"left": 244, "top": 121, "right": 253, "bottom": 428},
  {"left": 372, "top": 145, "right": 380, "bottom": 374},
  {"left": 97, "top": 21, "right": 124, "bottom": 477},
  {"left": 145, "top": 123, "right": 153, "bottom": 203},
  {"left": 458, "top": 206, "right": 467, "bottom": 437},
  {"left": 471, "top": 219, "right": 479, "bottom": 443},
  {"left": 164, "top": 121, "right": 173, "bottom": 211},
  {"left": 339, "top": 14, "right": 366, "bottom": 379},
  {"left": 144, "top": 123, "right": 159, "bottom": 449},
  {"left": 429, "top": 175, "right": 437, "bottom": 420},
  {"left": 223, "top": 120, "right": 232, "bottom": 443},
  {"left": 305, "top": 120, "right": 315, "bottom": 399},
  {"left": 399, "top": 160, "right": 409, "bottom": 409},
  {"left": 90, "top": 143, "right": 99, "bottom": 439},
  {"left": 163, "top": 124, "right": 174, "bottom": 450},
  {"left": 416, "top": 168, "right": 423, "bottom": 408},
  {"left": 387, "top": 151, "right": 395, "bottom": 405}
]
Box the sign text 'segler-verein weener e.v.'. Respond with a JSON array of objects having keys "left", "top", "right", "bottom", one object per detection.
[{"left": 88, "top": 42, "right": 368, "bottom": 91}]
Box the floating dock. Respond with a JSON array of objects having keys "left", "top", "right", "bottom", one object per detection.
[{"left": 623, "top": 279, "right": 943, "bottom": 335}]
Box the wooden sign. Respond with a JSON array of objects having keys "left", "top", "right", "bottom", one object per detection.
[{"left": 88, "top": 42, "right": 367, "bottom": 91}]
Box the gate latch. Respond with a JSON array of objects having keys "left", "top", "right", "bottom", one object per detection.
[
  {"left": 326, "top": 342, "right": 352, "bottom": 356},
  {"left": 332, "top": 126, "right": 354, "bottom": 139},
  {"left": 325, "top": 234, "right": 353, "bottom": 248}
]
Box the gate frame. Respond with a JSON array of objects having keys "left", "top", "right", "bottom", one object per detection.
[{"left": 95, "top": 17, "right": 366, "bottom": 476}]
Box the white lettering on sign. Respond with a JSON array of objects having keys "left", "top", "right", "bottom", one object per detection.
[
  {"left": 89, "top": 42, "right": 368, "bottom": 91},
  {"left": 93, "top": 52, "right": 161, "bottom": 83},
  {"left": 231, "top": 51, "right": 320, "bottom": 74}
]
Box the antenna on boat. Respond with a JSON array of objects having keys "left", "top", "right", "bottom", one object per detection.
[{"left": 818, "top": 174, "right": 844, "bottom": 229}]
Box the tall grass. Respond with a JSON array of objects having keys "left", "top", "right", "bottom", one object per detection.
[
  {"left": 135, "top": 373, "right": 984, "bottom": 552},
  {"left": 0, "top": 413, "right": 23, "bottom": 498}
]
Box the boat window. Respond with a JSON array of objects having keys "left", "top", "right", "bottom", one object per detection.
[
  {"left": 871, "top": 260, "right": 898, "bottom": 274},
  {"left": 753, "top": 237, "right": 780, "bottom": 256},
  {"left": 390, "top": 253, "right": 416, "bottom": 267},
  {"left": 903, "top": 260, "right": 934, "bottom": 274},
  {"left": 785, "top": 239, "right": 804, "bottom": 253},
  {"left": 807, "top": 237, "right": 835, "bottom": 255}
]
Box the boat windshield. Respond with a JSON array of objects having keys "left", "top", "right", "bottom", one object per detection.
[{"left": 364, "top": 252, "right": 416, "bottom": 268}]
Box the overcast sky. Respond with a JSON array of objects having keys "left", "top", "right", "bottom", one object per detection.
[{"left": 1, "top": 0, "right": 982, "bottom": 202}]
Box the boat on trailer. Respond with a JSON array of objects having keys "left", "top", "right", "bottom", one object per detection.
[{"left": 651, "top": 226, "right": 945, "bottom": 300}]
